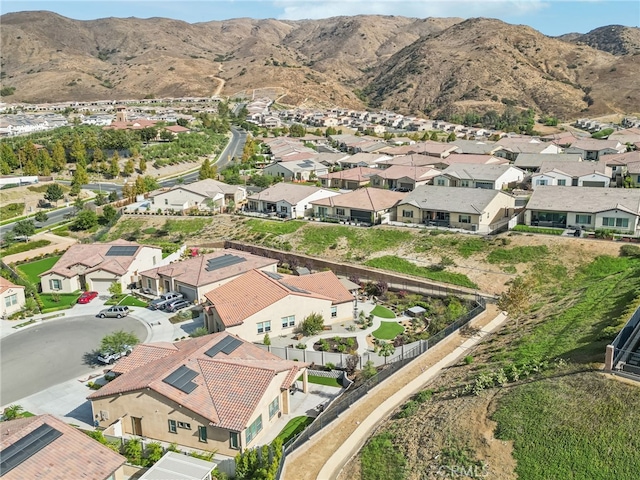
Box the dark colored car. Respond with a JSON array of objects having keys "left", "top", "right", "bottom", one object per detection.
[
  {"left": 77, "top": 291, "right": 99, "bottom": 304},
  {"left": 164, "top": 299, "right": 191, "bottom": 313}
]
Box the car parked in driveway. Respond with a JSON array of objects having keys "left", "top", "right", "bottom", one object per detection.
[
  {"left": 164, "top": 299, "right": 191, "bottom": 313},
  {"left": 97, "top": 345, "right": 133, "bottom": 364},
  {"left": 77, "top": 291, "right": 99, "bottom": 304},
  {"left": 148, "top": 292, "right": 183, "bottom": 310},
  {"left": 97, "top": 306, "right": 130, "bottom": 318}
]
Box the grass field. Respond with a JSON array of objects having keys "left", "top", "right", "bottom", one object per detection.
[
  {"left": 40, "top": 293, "right": 79, "bottom": 311},
  {"left": 300, "top": 226, "right": 412, "bottom": 255},
  {"left": 246, "top": 219, "right": 305, "bottom": 235},
  {"left": 511, "top": 225, "right": 564, "bottom": 235},
  {"left": 370, "top": 305, "right": 396, "bottom": 319},
  {"left": 0, "top": 203, "right": 24, "bottom": 220},
  {"left": 372, "top": 321, "right": 404, "bottom": 340},
  {"left": 486, "top": 245, "right": 549, "bottom": 264},
  {"left": 105, "top": 294, "right": 148, "bottom": 307},
  {"left": 275, "top": 416, "right": 314, "bottom": 444},
  {"left": 301, "top": 375, "right": 342, "bottom": 388},
  {"left": 0, "top": 239, "right": 51, "bottom": 257},
  {"left": 365, "top": 255, "right": 478, "bottom": 289},
  {"left": 17, "top": 256, "right": 61, "bottom": 284},
  {"left": 416, "top": 232, "right": 489, "bottom": 258},
  {"left": 164, "top": 218, "right": 212, "bottom": 235}
]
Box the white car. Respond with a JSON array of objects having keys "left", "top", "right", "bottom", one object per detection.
[{"left": 97, "top": 345, "right": 133, "bottom": 364}]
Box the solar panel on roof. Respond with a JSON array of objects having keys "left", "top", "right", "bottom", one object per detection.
[
  {"left": 162, "top": 365, "right": 198, "bottom": 394},
  {"left": 220, "top": 337, "right": 242, "bottom": 355},
  {"left": 106, "top": 245, "right": 139, "bottom": 256},
  {"left": 205, "top": 254, "right": 246, "bottom": 272},
  {"left": 204, "top": 335, "right": 234, "bottom": 357},
  {"left": 0, "top": 423, "right": 63, "bottom": 476},
  {"left": 264, "top": 271, "right": 283, "bottom": 280},
  {"left": 280, "top": 282, "right": 309, "bottom": 294}
]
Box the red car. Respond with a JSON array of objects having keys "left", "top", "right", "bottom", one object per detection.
[{"left": 77, "top": 291, "right": 99, "bottom": 304}]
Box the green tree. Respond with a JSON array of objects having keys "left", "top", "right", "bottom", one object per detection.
[
  {"left": 108, "top": 281, "right": 123, "bottom": 296},
  {"left": 138, "top": 157, "right": 147, "bottom": 174},
  {"left": 134, "top": 176, "right": 146, "bottom": 196},
  {"left": 176, "top": 118, "right": 189, "bottom": 127},
  {"left": 71, "top": 210, "right": 98, "bottom": 230},
  {"left": 299, "top": 312, "right": 324, "bottom": 336},
  {"left": 23, "top": 160, "right": 38, "bottom": 176},
  {"left": 0, "top": 143, "right": 18, "bottom": 169},
  {"left": 139, "top": 126, "right": 158, "bottom": 144},
  {"left": 109, "top": 152, "right": 120, "bottom": 178},
  {"left": 36, "top": 149, "right": 53, "bottom": 176},
  {"left": 430, "top": 131, "right": 439, "bottom": 141},
  {"left": 69, "top": 135, "right": 87, "bottom": 167},
  {"left": 378, "top": 342, "right": 396, "bottom": 364},
  {"left": 72, "top": 164, "right": 89, "bottom": 188},
  {"left": 289, "top": 123, "right": 306, "bottom": 137},
  {"left": 100, "top": 330, "right": 139, "bottom": 353},
  {"left": 122, "top": 182, "right": 136, "bottom": 202},
  {"left": 13, "top": 220, "right": 35, "bottom": 238},
  {"left": 123, "top": 158, "right": 135, "bottom": 177},
  {"left": 199, "top": 157, "right": 215, "bottom": 180},
  {"left": 447, "top": 132, "right": 457, "bottom": 142},
  {"left": 34, "top": 211, "right": 48, "bottom": 223},
  {"left": 263, "top": 333, "right": 271, "bottom": 345},
  {"left": 108, "top": 191, "right": 118, "bottom": 202},
  {"left": 21, "top": 141, "right": 38, "bottom": 166},
  {"left": 2, "top": 404, "right": 24, "bottom": 421},
  {"left": 45, "top": 183, "right": 65, "bottom": 205},
  {"left": 362, "top": 360, "right": 377, "bottom": 380},
  {"left": 101, "top": 204, "right": 117, "bottom": 224},
  {"left": 142, "top": 176, "right": 159, "bottom": 192},
  {"left": 51, "top": 140, "right": 67, "bottom": 172},
  {"left": 159, "top": 129, "right": 174, "bottom": 142},
  {"left": 0, "top": 159, "right": 10, "bottom": 175},
  {"left": 92, "top": 148, "right": 105, "bottom": 172},
  {"left": 325, "top": 126, "right": 337, "bottom": 137}
]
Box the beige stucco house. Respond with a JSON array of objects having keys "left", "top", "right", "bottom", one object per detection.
[
  {"left": 369, "top": 165, "right": 440, "bottom": 191},
  {"left": 149, "top": 179, "right": 246, "bottom": 213},
  {"left": 432, "top": 164, "right": 525, "bottom": 190},
  {"left": 203, "top": 270, "right": 355, "bottom": 342},
  {"left": 395, "top": 185, "right": 516, "bottom": 233},
  {"left": 40, "top": 241, "right": 162, "bottom": 294},
  {"left": 139, "top": 249, "right": 278, "bottom": 303},
  {"left": 246, "top": 183, "right": 339, "bottom": 219},
  {"left": 310, "top": 187, "right": 407, "bottom": 225},
  {"left": 0, "top": 277, "right": 25, "bottom": 318},
  {"left": 531, "top": 160, "right": 612, "bottom": 189},
  {"left": 88, "top": 334, "right": 307, "bottom": 455}
]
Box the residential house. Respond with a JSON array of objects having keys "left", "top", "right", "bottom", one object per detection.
[
  {"left": 395, "top": 186, "right": 516, "bottom": 233},
  {"left": 513, "top": 153, "right": 583, "bottom": 172},
  {"left": 337, "top": 152, "right": 392, "bottom": 169},
  {"left": 494, "top": 137, "right": 562, "bottom": 161},
  {"left": 246, "top": 183, "right": 339, "bottom": 218},
  {"left": 204, "top": 270, "right": 355, "bottom": 341},
  {"left": 524, "top": 185, "right": 640, "bottom": 233},
  {"left": 565, "top": 139, "right": 626, "bottom": 161},
  {"left": 601, "top": 151, "right": 640, "bottom": 179},
  {"left": 377, "top": 154, "right": 440, "bottom": 169},
  {"left": 140, "top": 249, "right": 278, "bottom": 303},
  {"left": 379, "top": 141, "right": 459, "bottom": 158},
  {"left": 627, "top": 162, "right": 640, "bottom": 185},
  {"left": 432, "top": 164, "right": 525, "bottom": 190},
  {"left": 608, "top": 128, "right": 640, "bottom": 146},
  {"left": 164, "top": 125, "right": 190, "bottom": 136},
  {"left": 40, "top": 241, "right": 163, "bottom": 294},
  {"left": 149, "top": 179, "right": 247, "bottom": 213},
  {"left": 439, "top": 154, "right": 510, "bottom": 167},
  {"left": 318, "top": 167, "right": 378, "bottom": 189},
  {"left": 262, "top": 159, "right": 328, "bottom": 182},
  {"left": 0, "top": 277, "right": 25, "bottom": 318},
  {"left": 368, "top": 165, "right": 441, "bottom": 191},
  {"left": 89, "top": 334, "right": 308, "bottom": 455},
  {"left": 310, "top": 187, "right": 407, "bottom": 224},
  {"left": 540, "top": 131, "right": 585, "bottom": 148},
  {"left": 0, "top": 414, "right": 126, "bottom": 480},
  {"left": 311, "top": 152, "right": 352, "bottom": 168},
  {"left": 531, "top": 160, "right": 612, "bottom": 189},
  {"left": 449, "top": 139, "right": 501, "bottom": 155}
]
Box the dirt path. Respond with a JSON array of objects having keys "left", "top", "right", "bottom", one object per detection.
[
  {"left": 212, "top": 63, "right": 226, "bottom": 97},
  {"left": 3, "top": 233, "right": 77, "bottom": 264},
  {"left": 283, "top": 304, "right": 502, "bottom": 480}
]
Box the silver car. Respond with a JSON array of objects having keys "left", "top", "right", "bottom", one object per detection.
[{"left": 97, "top": 306, "right": 130, "bottom": 318}]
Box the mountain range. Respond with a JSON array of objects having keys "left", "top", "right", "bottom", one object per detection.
[{"left": 1, "top": 11, "right": 639, "bottom": 119}]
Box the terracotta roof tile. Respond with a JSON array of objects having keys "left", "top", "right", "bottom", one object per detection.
[
  {"left": 310, "top": 187, "right": 406, "bottom": 212},
  {"left": 284, "top": 271, "right": 355, "bottom": 305},
  {"left": 0, "top": 277, "right": 24, "bottom": 295},
  {"left": 0, "top": 414, "right": 125, "bottom": 480}
]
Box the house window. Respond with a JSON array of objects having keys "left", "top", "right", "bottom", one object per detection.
[
  {"left": 4, "top": 294, "right": 17, "bottom": 307},
  {"left": 230, "top": 432, "right": 240, "bottom": 450},
  {"left": 602, "top": 217, "right": 629, "bottom": 228},
  {"left": 557, "top": 179, "right": 566, "bottom": 186},
  {"left": 575, "top": 215, "right": 591, "bottom": 224},
  {"left": 177, "top": 422, "right": 191, "bottom": 430},
  {"left": 164, "top": 199, "right": 168, "bottom": 205},
  {"left": 458, "top": 215, "right": 471, "bottom": 224},
  {"left": 49, "top": 279, "right": 62, "bottom": 291},
  {"left": 436, "top": 178, "right": 445, "bottom": 186},
  {"left": 336, "top": 208, "right": 346, "bottom": 216},
  {"left": 460, "top": 180, "right": 470, "bottom": 187},
  {"left": 168, "top": 420, "right": 177, "bottom": 434},
  {"left": 153, "top": 256, "right": 156, "bottom": 266},
  {"left": 198, "top": 426, "right": 207, "bottom": 443},
  {"left": 536, "top": 179, "right": 548, "bottom": 186},
  {"left": 402, "top": 210, "right": 413, "bottom": 218},
  {"left": 269, "top": 396, "right": 280, "bottom": 419},
  {"left": 331, "top": 306, "right": 337, "bottom": 318},
  {"left": 281, "top": 315, "right": 295, "bottom": 328},
  {"left": 373, "top": 179, "right": 380, "bottom": 186},
  {"left": 257, "top": 321, "right": 271, "bottom": 334},
  {"left": 318, "top": 207, "right": 327, "bottom": 217},
  {"left": 280, "top": 206, "right": 288, "bottom": 213},
  {"left": 245, "top": 415, "right": 263, "bottom": 444},
  {"left": 146, "top": 279, "right": 152, "bottom": 289}
]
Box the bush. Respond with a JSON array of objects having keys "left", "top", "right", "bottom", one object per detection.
[
  {"left": 620, "top": 245, "right": 640, "bottom": 258},
  {"left": 362, "top": 360, "right": 377, "bottom": 380},
  {"left": 300, "top": 312, "right": 324, "bottom": 336},
  {"left": 464, "top": 355, "right": 474, "bottom": 365}
]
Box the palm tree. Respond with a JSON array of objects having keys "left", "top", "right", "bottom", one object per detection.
[{"left": 2, "top": 404, "right": 24, "bottom": 421}]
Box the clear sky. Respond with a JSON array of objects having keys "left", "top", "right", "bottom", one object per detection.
[{"left": 1, "top": 1, "right": 638, "bottom": 36}]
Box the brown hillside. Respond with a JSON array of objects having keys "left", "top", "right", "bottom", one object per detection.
[
  {"left": 0, "top": 12, "right": 638, "bottom": 119},
  {"left": 559, "top": 25, "right": 640, "bottom": 55}
]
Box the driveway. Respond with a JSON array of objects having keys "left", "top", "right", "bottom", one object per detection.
[{"left": 0, "top": 314, "right": 147, "bottom": 405}]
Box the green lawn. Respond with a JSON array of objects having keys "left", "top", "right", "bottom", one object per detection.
[
  {"left": 511, "top": 225, "right": 563, "bottom": 235},
  {"left": 0, "top": 239, "right": 51, "bottom": 257},
  {"left": 300, "top": 226, "right": 412, "bottom": 255},
  {"left": 0, "top": 202, "right": 24, "bottom": 220},
  {"left": 372, "top": 321, "right": 404, "bottom": 340},
  {"left": 486, "top": 245, "right": 549, "bottom": 264},
  {"left": 370, "top": 305, "right": 396, "bottom": 319},
  {"left": 305, "top": 374, "right": 342, "bottom": 388},
  {"left": 246, "top": 219, "right": 305, "bottom": 235},
  {"left": 118, "top": 295, "right": 148, "bottom": 307},
  {"left": 17, "top": 256, "right": 61, "bottom": 284},
  {"left": 40, "top": 293, "right": 80, "bottom": 311},
  {"left": 275, "top": 416, "right": 314, "bottom": 444},
  {"left": 164, "top": 218, "right": 212, "bottom": 235},
  {"left": 365, "top": 255, "right": 478, "bottom": 289}
]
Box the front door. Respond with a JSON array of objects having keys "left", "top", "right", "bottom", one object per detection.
[
  {"left": 164, "top": 280, "right": 170, "bottom": 293},
  {"left": 131, "top": 416, "right": 143, "bottom": 436}
]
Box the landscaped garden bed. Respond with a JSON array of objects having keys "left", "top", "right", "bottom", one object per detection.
[{"left": 313, "top": 336, "right": 358, "bottom": 354}]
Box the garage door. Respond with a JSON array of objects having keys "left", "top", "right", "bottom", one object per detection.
[
  {"left": 177, "top": 285, "right": 197, "bottom": 302},
  {"left": 92, "top": 279, "right": 114, "bottom": 294},
  {"left": 582, "top": 181, "right": 605, "bottom": 187},
  {"left": 350, "top": 209, "right": 372, "bottom": 223}
]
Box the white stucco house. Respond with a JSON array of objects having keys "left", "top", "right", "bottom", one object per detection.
[
  {"left": 432, "top": 164, "right": 525, "bottom": 190},
  {"left": 1, "top": 277, "right": 26, "bottom": 317},
  {"left": 40, "top": 241, "right": 163, "bottom": 294},
  {"left": 262, "top": 160, "right": 328, "bottom": 182},
  {"left": 148, "top": 179, "right": 246, "bottom": 213},
  {"left": 531, "top": 161, "right": 612, "bottom": 189},
  {"left": 203, "top": 269, "right": 355, "bottom": 343},
  {"left": 246, "top": 183, "right": 340, "bottom": 219},
  {"left": 565, "top": 139, "right": 626, "bottom": 161}
]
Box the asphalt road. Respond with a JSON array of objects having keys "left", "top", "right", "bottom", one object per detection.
[
  {"left": 0, "top": 127, "right": 247, "bottom": 238},
  {"left": 0, "top": 315, "right": 147, "bottom": 405}
]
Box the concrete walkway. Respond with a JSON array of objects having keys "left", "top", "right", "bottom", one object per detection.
[{"left": 314, "top": 310, "right": 509, "bottom": 480}]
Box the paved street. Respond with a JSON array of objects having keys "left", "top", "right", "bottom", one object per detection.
[{"left": 0, "top": 315, "right": 147, "bottom": 405}]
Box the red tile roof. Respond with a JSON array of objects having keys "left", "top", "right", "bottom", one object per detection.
[
  {"left": 88, "top": 334, "right": 305, "bottom": 432},
  {"left": 0, "top": 277, "right": 24, "bottom": 295},
  {"left": 310, "top": 187, "right": 406, "bottom": 212},
  {"left": 284, "top": 271, "right": 355, "bottom": 305},
  {"left": 0, "top": 414, "right": 125, "bottom": 480}
]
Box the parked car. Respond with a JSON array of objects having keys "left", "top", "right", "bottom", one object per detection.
[
  {"left": 164, "top": 299, "right": 191, "bottom": 313},
  {"left": 148, "top": 292, "right": 183, "bottom": 310},
  {"left": 77, "top": 291, "right": 99, "bottom": 304},
  {"left": 97, "top": 345, "right": 133, "bottom": 364},
  {"left": 97, "top": 306, "right": 130, "bottom": 318}
]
